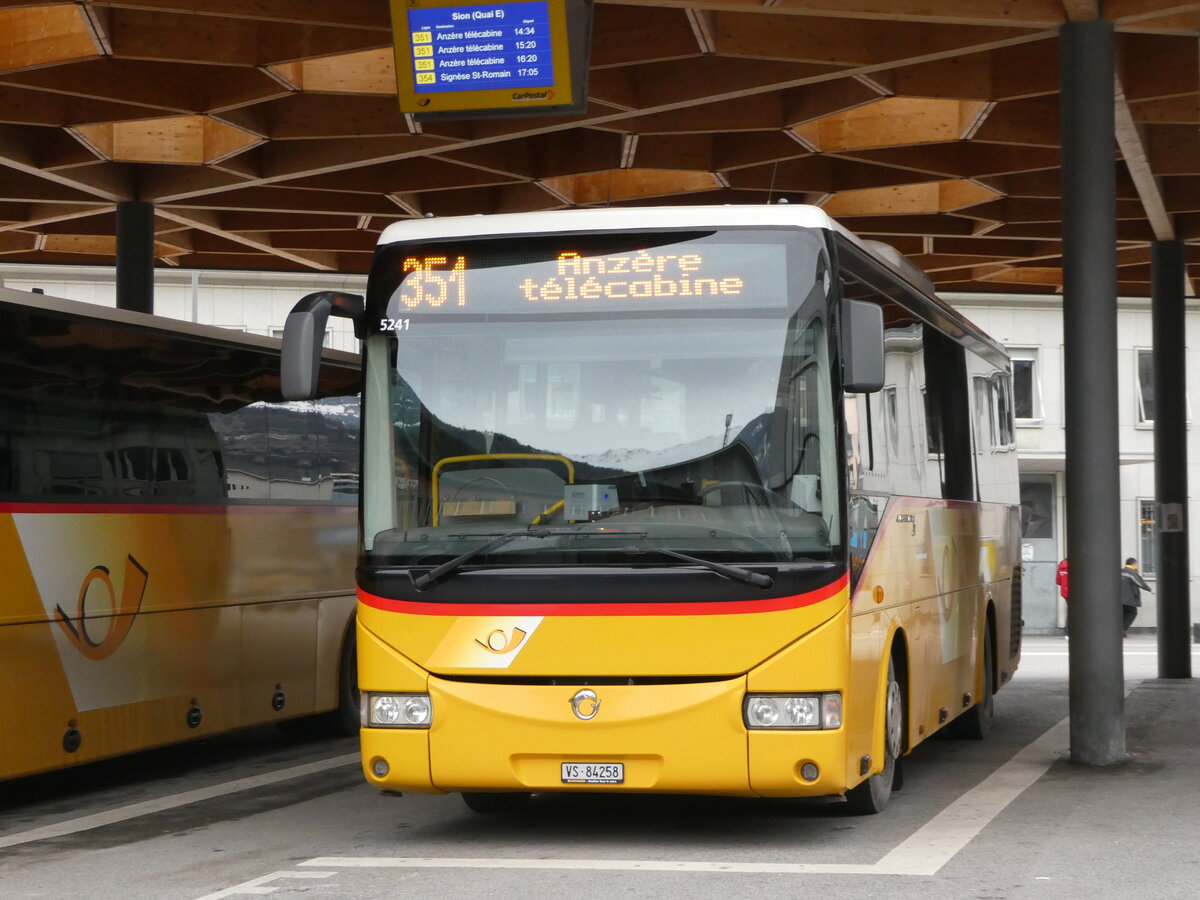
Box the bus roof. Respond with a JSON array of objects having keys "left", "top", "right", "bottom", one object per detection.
[
  {"left": 374, "top": 205, "right": 1004, "bottom": 365},
  {"left": 0, "top": 286, "right": 358, "bottom": 367},
  {"left": 373, "top": 204, "right": 947, "bottom": 305},
  {"left": 377, "top": 204, "right": 856, "bottom": 247}
]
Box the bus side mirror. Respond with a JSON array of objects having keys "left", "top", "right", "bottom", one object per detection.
[
  {"left": 841, "top": 299, "right": 884, "bottom": 393},
  {"left": 281, "top": 291, "right": 365, "bottom": 400}
]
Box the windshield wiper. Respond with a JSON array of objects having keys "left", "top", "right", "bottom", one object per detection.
[
  {"left": 413, "top": 528, "right": 555, "bottom": 590},
  {"left": 622, "top": 545, "right": 774, "bottom": 589},
  {"left": 411, "top": 528, "right": 771, "bottom": 591},
  {"left": 411, "top": 527, "right": 645, "bottom": 590}
]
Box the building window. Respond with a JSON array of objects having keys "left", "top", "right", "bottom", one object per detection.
[
  {"left": 1136, "top": 348, "right": 1190, "bottom": 426},
  {"left": 1136, "top": 349, "right": 1154, "bottom": 424},
  {"left": 1139, "top": 499, "right": 1157, "bottom": 576},
  {"left": 1009, "top": 348, "right": 1040, "bottom": 420},
  {"left": 1019, "top": 479, "right": 1054, "bottom": 540}
]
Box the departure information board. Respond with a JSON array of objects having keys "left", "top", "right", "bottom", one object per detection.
[
  {"left": 374, "top": 238, "right": 790, "bottom": 327},
  {"left": 407, "top": 1, "right": 553, "bottom": 93},
  {"left": 391, "top": 0, "right": 591, "bottom": 120}
]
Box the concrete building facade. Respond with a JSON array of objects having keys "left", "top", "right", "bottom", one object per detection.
[{"left": 949, "top": 292, "right": 1200, "bottom": 635}]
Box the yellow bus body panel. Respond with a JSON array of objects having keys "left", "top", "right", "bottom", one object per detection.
[
  {"left": 356, "top": 495, "right": 1021, "bottom": 800},
  {"left": 0, "top": 507, "right": 356, "bottom": 780},
  {"left": 358, "top": 582, "right": 863, "bottom": 798},
  {"left": 355, "top": 578, "right": 848, "bottom": 679},
  {"left": 847, "top": 498, "right": 1020, "bottom": 760},
  {"left": 746, "top": 605, "right": 853, "bottom": 796},
  {"left": 357, "top": 620, "right": 440, "bottom": 791},
  {"left": 429, "top": 678, "right": 750, "bottom": 794}
]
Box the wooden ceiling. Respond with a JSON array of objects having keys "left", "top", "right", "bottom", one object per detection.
[{"left": 0, "top": 1, "right": 1198, "bottom": 294}]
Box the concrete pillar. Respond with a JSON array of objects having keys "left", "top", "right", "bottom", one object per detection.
[
  {"left": 116, "top": 200, "right": 155, "bottom": 314},
  {"left": 1150, "top": 240, "right": 1193, "bottom": 678},
  {"left": 1060, "top": 19, "right": 1126, "bottom": 764}
]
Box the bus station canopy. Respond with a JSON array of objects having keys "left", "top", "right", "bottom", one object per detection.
[{"left": 0, "top": 0, "right": 1197, "bottom": 293}]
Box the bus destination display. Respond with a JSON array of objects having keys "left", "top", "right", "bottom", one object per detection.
[
  {"left": 379, "top": 244, "right": 787, "bottom": 326},
  {"left": 390, "top": 0, "right": 592, "bottom": 120},
  {"left": 408, "top": 1, "right": 553, "bottom": 94}
]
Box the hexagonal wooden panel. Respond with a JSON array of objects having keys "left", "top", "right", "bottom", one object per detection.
[{"left": 0, "top": 1, "right": 1192, "bottom": 294}]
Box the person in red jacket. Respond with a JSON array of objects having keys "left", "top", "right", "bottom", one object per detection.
[{"left": 1056, "top": 558, "right": 1069, "bottom": 638}]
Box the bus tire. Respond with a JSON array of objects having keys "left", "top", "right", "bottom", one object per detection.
[
  {"left": 281, "top": 626, "right": 359, "bottom": 739},
  {"left": 329, "top": 626, "right": 360, "bottom": 737},
  {"left": 949, "top": 619, "right": 994, "bottom": 740},
  {"left": 462, "top": 792, "right": 531, "bottom": 814},
  {"left": 844, "top": 656, "right": 904, "bottom": 815}
]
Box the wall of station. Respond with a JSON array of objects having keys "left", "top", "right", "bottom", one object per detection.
[{"left": 949, "top": 292, "right": 1200, "bottom": 634}]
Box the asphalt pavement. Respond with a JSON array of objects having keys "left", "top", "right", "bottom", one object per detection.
[{"left": 0, "top": 635, "right": 1196, "bottom": 900}]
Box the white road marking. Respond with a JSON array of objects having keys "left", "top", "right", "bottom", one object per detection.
[
  {"left": 876, "top": 674, "right": 1143, "bottom": 875},
  {"left": 301, "top": 857, "right": 881, "bottom": 875},
  {"left": 1023, "top": 650, "right": 1200, "bottom": 656},
  {"left": 0, "top": 753, "right": 359, "bottom": 850},
  {"left": 293, "top": 708, "right": 1075, "bottom": 880},
  {"left": 873, "top": 714, "right": 1070, "bottom": 874},
  {"left": 194, "top": 870, "right": 336, "bottom": 900}
]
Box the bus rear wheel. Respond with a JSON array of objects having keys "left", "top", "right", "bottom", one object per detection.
[
  {"left": 462, "top": 792, "right": 532, "bottom": 814},
  {"left": 948, "top": 620, "right": 994, "bottom": 740},
  {"left": 844, "top": 656, "right": 904, "bottom": 815}
]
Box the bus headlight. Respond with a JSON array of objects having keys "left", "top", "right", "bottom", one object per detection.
[
  {"left": 744, "top": 693, "right": 841, "bottom": 730},
  {"left": 364, "top": 692, "right": 432, "bottom": 728}
]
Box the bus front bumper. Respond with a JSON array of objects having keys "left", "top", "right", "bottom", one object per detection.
[{"left": 360, "top": 676, "right": 849, "bottom": 798}]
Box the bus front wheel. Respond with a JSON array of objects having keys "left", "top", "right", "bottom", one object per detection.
[
  {"left": 283, "top": 626, "right": 358, "bottom": 739},
  {"left": 330, "top": 626, "right": 360, "bottom": 737},
  {"left": 844, "top": 656, "right": 904, "bottom": 815}
]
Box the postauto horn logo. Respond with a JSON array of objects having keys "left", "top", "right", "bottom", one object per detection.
[{"left": 55, "top": 555, "right": 148, "bottom": 660}]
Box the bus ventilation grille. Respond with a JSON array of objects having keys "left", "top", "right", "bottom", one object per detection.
[{"left": 1009, "top": 566, "right": 1023, "bottom": 658}]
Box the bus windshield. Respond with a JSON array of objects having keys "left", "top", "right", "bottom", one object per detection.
[{"left": 360, "top": 228, "right": 842, "bottom": 570}]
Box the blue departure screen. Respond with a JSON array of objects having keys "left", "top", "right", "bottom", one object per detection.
[{"left": 408, "top": 2, "right": 554, "bottom": 94}]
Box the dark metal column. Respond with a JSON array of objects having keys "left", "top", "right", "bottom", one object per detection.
[
  {"left": 1150, "top": 240, "right": 1193, "bottom": 678},
  {"left": 1060, "top": 20, "right": 1126, "bottom": 764},
  {"left": 116, "top": 200, "right": 155, "bottom": 314}
]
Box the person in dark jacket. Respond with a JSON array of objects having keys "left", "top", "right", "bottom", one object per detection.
[{"left": 1120, "top": 558, "right": 1153, "bottom": 637}]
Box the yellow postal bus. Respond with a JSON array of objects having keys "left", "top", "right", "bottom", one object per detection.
[
  {"left": 283, "top": 205, "right": 1021, "bottom": 814},
  {"left": 0, "top": 288, "right": 360, "bottom": 780}
]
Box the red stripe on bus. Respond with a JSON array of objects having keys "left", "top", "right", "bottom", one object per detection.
[
  {"left": 0, "top": 501, "right": 354, "bottom": 515},
  {"left": 357, "top": 573, "right": 848, "bottom": 617}
]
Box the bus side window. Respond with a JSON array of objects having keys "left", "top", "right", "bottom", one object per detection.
[
  {"left": 923, "top": 328, "right": 974, "bottom": 501},
  {"left": 840, "top": 282, "right": 934, "bottom": 496},
  {"left": 968, "top": 355, "right": 1017, "bottom": 504}
]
